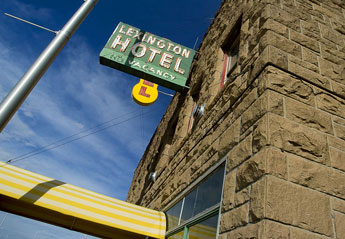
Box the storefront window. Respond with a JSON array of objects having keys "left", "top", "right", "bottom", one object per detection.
[
  {"left": 167, "top": 230, "right": 184, "bottom": 239},
  {"left": 188, "top": 214, "right": 218, "bottom": 239},
  {"left": 165, "top": 164, "right": 225, "bottom": 239},
  {"left": 166, "top": 200, "right": 183, "bottom": 229}
]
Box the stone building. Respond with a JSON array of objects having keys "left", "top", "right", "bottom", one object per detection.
[{"left": 127, "top": 0, "right": 345, "bottom": 238}]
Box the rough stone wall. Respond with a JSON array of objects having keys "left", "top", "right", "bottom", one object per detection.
[{"left": 127, "top": 0, "right": 345, "bottom": 238}]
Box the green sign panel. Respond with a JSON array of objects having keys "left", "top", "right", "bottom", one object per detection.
[{"left": 100, "top": 22, "right": 195, "bottom": 92}]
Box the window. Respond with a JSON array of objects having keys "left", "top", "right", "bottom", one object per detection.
[
  {"left": 219, "top": 17, "right": 241, "bottom": 89},
  {"left": 187, "top": 93, "right": 202, "bottom": 134},
  {"left": 165, "top": 164, "right": 225, "bottom": 239},
  {"left": 220, "top": 36, "right": 239, "bottom": 88}
]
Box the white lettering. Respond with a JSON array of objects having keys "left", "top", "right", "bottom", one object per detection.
[
  {"left": 174, "top": 57, "right": 185, "bottom": 75},
  {"left": 149, "top": 67, "right": 155, "bottom": 73},
  {"left": 157, "top": 40, "right": 166, "bottom": 49},
  {"left": 182, "top": 49, "right": 191, "bottom": 58},
  {"left": 146, "top": 35, "right": 156, "bottom": 45},
  {"left": 133, "top": 30, "right": 143, "bottom": 40},
  {"left": 167, "top": 42, "right": 174, "bottom": 51},
  {"left": 142, "top": 33, "right": 148, "bottom": 42},
  {"left": 131, "top": 43, "right": 147, "bottom": 58},
  {"left": 128, "top": 60, "right": 177, "bottom": 80},
  {"left": 173, "top": 45, "right": 182, "bottom": 55},
  {"left": 148, "top": 47, "right": 162, "bottom": 63},
  {"left": 111, "top": 35, "right": 131, "bottom": 52},
  {"left": 159, "top": 52, "right": 173, "bottom": 69},
  {"left": 119, "top": 25, "right": 126, "bottom": 34},
  {"left": 129, "top": 60, "right": 140, "bottom": 68},
  {"left": 126, "top": 27, "right": 134, "bottom": 37}
]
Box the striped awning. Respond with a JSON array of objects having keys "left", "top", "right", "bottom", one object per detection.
[{"left": 0, "top": 164, "right": 166, "bottom": 239}]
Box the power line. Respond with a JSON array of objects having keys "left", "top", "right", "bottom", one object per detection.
[
  {"left": 1, "top": 108, "right": 159, "bottom": 167},
  {"left": 5, "top": 110, "right": 138, "bottom": 163},
  {"left": 4, "top": 13, "right": 58, "bottom": 34}
]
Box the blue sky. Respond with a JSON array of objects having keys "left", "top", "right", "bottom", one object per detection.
[{"left": 0, "top": 0, "right": 222, "bottom": 238}]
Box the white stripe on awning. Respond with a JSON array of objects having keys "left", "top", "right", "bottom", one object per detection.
[{"left": 0, "top": 164, "right": 166, "bottom": 239}]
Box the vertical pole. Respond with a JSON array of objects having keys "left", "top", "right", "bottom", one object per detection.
[{"left": 0, "top": 0, "right": 99, "bottom": 133}]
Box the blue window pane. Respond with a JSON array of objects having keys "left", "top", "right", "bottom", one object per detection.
[
  {"left": 167, "top": 230, "right": 184, "bottom": 239},
  {"left": 180, "top": 189, "right": 197, "bottom": 223},
  {"left": 188, "top": 214, "right": 218, "bottom": 239},
  {"left": 166, "top": 200, "right": 183, "bottom": 230},
  {"left": 193, "top": 166, "right": 224, "bottom": 215},
  {"left": 182, "top": 166, "right": 224, "bottom": 222}
]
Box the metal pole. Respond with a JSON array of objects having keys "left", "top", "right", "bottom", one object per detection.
[{"left": 0, "top": 0, "right": 99, "bottom": 133}]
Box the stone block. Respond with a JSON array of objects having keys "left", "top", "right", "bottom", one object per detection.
[
  {"left": 269, "top": 114, "right": 330, "bottom": 165},
  {"left": 288, "top": 61, "right": 331, "bottom": 90},
  {"left": 218, "top": 233, "right": 227, "bottom": 239},
  {"left": 302, "top": 48, "right": 319, "bottom": 67},
  {"left": 335, "top": 212, "right": 345, "bottom": 239},
  {"left": 234, "top": 186, "right": 250, "bottom": 207},
  {"left": 320, "top": 42, "right": 345, "bottom": 65},
  {"left": 330, "top": 147, "right": 345, "bottom": 172},
  {"left": 313, "top": 3, "right": 343, "bottom": 19},
  {"left": 268, "top": 4, "right": 301, "bottom": 32},
  {"left": 332, "top": 197, "right": 345, "bottom": 214},
  {"left": 265, "top": 176, "right": 334, "bottom": 237},
  {"left": 319, "top": 58, "right": 344, "bottom": 84},
  {"left": 288, "top": 154, "right": 345, "bottom": 199},
  {"left": 260, "top": 18, "right": 289, "bottom": 38},
  {"left": 332, "top": 19, "right": 345, "bottom": 35},
  {"left": 219, "top": 203, "right": 249, "bottom": 232},
  {"left": 249, "top": 177, "right": 266, "bottom": 222},
  {"left": 227, "top": 135, "right": 252, "bottom": 171},
  {"left": 266, "top": 67, "right": 315, "bottom": 106},
  {"left": 332, "top": 80, "right": 345, "bottom": 99},
  {"left": 252, "top": 115, "right": 268, "bottom": 153},
  {"left": 219, "top": 118, "right": 241, "bottom": 158},
  {"left": 290, "top": 228, "right": 330, "bottom": 239},
  {"left": 334, "top": 116, "right": 345, "bottom": 126},
  {"left": 316, "top": 91, "right": 345, "bottom": 119},
  {"left": 283, "top": 2, "right": 312, "bottom": 21},
  {"left": 285, "top": 97, "right": 333, "bottom": 134},
  {"left": 328, "top": 135, "right": 345, "bottom": 152},
  {"left": 268, "top": 90, "right": 285, "bottom": 116},
  {"left": 320, "top": 23, "right": 344, "bottom": 46},
  {"left": 241, "top": 92, "right": 267, "bottom": 134},
  {"left": 290, "top": 29, "right": 320, "bottom": 53},
  {"left": 260, "top": 30, "right": 302, "bottom": 59},
  {"left": 301, "top": 20, "right": 321, "bottom": 40},
  {"left": 236, "top": 154, "right": 266, "bottom": 191},
  {"left": 222, "top": 170, "right": 237, "bottom": 211},
  {"left": 270, "top": 45, "right": 290, "bottom": 69},
  {"left": 227, "top": 222, "right": 263, "bottom": 239},
  {"left": 290, "top": 54, "right": 320, "bottom": 73},
  {"left": 334, "top": 123, "right": 345, "bottom": 141},
  {"left": 233, "top": 88, "right": 258, "bottom": 121},
  {"left": 264, "top": 220, "right": 290, "bottom": 239},
  {"left": 236, "top": 147, "right": 287, "bottom": 190}
]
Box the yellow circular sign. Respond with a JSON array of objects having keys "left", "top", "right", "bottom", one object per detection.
[{"left": 132, "top": 79, "right": 158, "bottom": 106}]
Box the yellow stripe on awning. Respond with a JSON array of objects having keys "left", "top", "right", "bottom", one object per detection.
[{"left": 0, "top": 164, "right": 166, "bottom": 239}]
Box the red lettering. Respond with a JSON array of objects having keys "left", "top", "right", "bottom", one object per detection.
[
  {"left": 143, "top": 80, "right": 154, "bottom": 87},
  {"left": 139, "top": 86, "right": 150, "bottom": 97}
]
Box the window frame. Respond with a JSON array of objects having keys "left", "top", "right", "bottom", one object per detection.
[
  {"left": 220, "top": 35, "right": 240, "bottom": 88},
  {"left": 164, "top": 158, "right": 226, "bottom": 239}
]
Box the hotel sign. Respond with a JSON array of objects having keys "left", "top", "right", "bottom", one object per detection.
[{"left": 100, "top": 22, "right": 195, "bottom": 92}]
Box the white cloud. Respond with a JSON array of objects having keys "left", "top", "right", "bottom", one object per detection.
[
  {"left": 0, "top": 3, "right": 169, "bottom": 238},
  {"left": 4, "top": 0, "right": 53, "bottom": 22}
]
